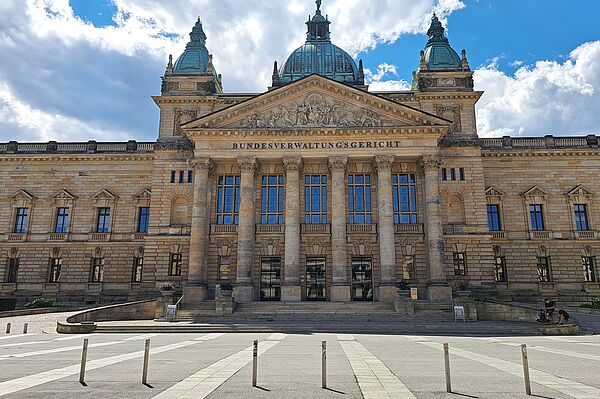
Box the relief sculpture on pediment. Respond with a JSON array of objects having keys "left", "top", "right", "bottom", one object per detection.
[{"left": 238, "top": 93, "right": 387, "bottom": 128}]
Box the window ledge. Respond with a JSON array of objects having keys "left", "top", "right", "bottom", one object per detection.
[
  {"left": 210, "top": 225, "right": 237, "bottom": 234},
  {"left": 256, "top": 224, "right": 284, "bottom": 234},
  {"left": 394, "top": 223, "right": 423, "bottom": 234},
  {"left": 301, "top": 224, "right": 331, "bottom": 234},
  {"left": 347, "top": 224, "right": 377, "bottom": 234}
]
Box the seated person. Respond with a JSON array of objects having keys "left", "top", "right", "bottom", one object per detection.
[
  {"left": 556, "top": 308, "right": 570, "bottom": 325},
  {"left": 535, "top": 308, "right": 548, "bottom": 323},
  {"left": 544, "top": 298, "right": 556, "bottom": 316}
]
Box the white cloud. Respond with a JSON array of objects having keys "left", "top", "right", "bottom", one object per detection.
[
  {"left": 365, "top": 63, "right": 411, "bottom": 91},
  {"left": 475, "top": 41, "right": 600, "bottom": 137}
]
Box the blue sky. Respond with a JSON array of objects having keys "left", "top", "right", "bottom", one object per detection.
[{"left": 0, "top": 0, "right": 599, "bottom": 141}]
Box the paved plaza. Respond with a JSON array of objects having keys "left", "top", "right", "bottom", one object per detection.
[{"left": 0, "top": 313, "right": 599, "bottom": 398}]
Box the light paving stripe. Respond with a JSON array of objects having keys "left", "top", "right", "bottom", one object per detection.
[
  {"left": 546, "top": 337, "right": 600, "bottom": 347},
  {"left": 0, "top": 341, "right": 48, "bottom": 349},
  {"left": 337, "top": 334, "right": 416, "bottom": 399},
  {"left": 123, "top": 333, "right": 160, "bottom": 341},
  {"left": 151, "top": 333, "right": 286, "bottom": 399},
  {"left": 0, "top": 333, "right": 222, "bottom": 397},
  {"left": 499, "top": 342, "right": 600, "bottom": 361},
  {"left": 54, "top": 334, "right": 90, "bottom": 341},
  {"left": 408, "top": 337, "right": 600, "bottom": 399},
  {"left": 0, "top": 334, "right": 38, "bottom": 341}
]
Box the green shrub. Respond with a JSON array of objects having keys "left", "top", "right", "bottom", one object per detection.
[
  {"left": 24, "top": 298, "right": 56, "bottom": 309},
  {"left": 591, "top": 298, "right": 600, "bottom": 309}
]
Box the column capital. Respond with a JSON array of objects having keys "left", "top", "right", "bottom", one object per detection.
[
  {"left": 237, "top": 156, "right": 257, "bottom": 171},
  {"left": 328, "top": 155, "right": 347, "bottom": 172},
  {"left": 282, "top": 156, "right": 303, "bottom": 172},
  {"left": 192, "top": 157, "right": 213, "bottom": 172},
  {"left": 374, "top": 155, "right": 395, "bottom": 171},
  {"left": 419, "top": 154, "right": 441, "bottom": 170}
]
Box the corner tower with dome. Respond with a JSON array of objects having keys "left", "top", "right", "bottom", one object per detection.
[{"left": 1, "top": 1, "right": 599, "bottom": 312}]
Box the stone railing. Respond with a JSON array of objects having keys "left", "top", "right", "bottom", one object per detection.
[
  {"left": 301, "top": 224, "right": 331, "bottom": 234},
  {"left": 394, "top": 223, "right": 424, "bottom": 234},
  {"left": 49, "top": 233, "right": 69, "bottom": 241},
  {"left": 210, "top": 225, "right": 238, "bottom": 234},
  {"left": 530, "top": 231, "right": 551, "bottom": 239},
  {"left": 256, "top": 224, "right": 285, "bottom": 234},
  {"left": 347, "top": 224, "right": 377, "bottom": 234},
  {"left": 481, "top": 135, "right": 599, "bottom": 149},
  {"left": 490, "top": 231, "right": 506, "bottom": 239},
  {"left": 0, "top": 140, "right": 155, "bottom": 154},
  {"left": 575, "top": 231, "right": 597, "bottom": 239}
]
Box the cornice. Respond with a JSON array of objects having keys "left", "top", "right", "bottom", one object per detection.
[
  {"left": 0, "top": 154, "right": 155, "bottom": 162},
  {"left": 187, "top": 126, "right": 447, "bottom": 138},
  {"left": 414, "top": 91, "right": 484, "bottom": 101}
]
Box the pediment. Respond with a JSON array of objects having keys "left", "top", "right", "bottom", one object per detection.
[
  {"left": 10, "top": 189, "right": 35, "bottom": 201},
  {"left": 485, "top": 186, "right": 505, "bottom": 197},
  {"left": 92, "top": 188, "right": 118, "bottom": 201},
  {"left": 183, "top": 74, "right": 450, "bottom": 130},
  {"left": 521, "top": 185, "right": 547, "bottom": 198},
  {"left": 565, "top": 184, "right": 594, "bottom": 198},
  {"left": 134, "top": 188, "right": 152, "bottom": 200},
  {"left": 51, "top": 189, "right": 77, "bottom": 201}
]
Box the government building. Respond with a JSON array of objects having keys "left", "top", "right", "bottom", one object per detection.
[{"left": 1, "top": 2, "right": 599, "bottom": 309}]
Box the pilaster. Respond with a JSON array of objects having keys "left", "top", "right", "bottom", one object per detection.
[
  {"left": 282, "top": 156, "right": 303, "bottom": 301},
  {"left": 328, "top": 155, "right": 350, "bottom": 301}
]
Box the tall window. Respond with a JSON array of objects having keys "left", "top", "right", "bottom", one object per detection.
[
  {"left": 261, "top": 175, "right": 284, "bottom": 224},
  {"left": 48, "top": 258, "right": 61, "bottom": 283},
  {"left": 216, "top": 176, "right": 240, "bottom": 225},
  {"left": 5, "top": 258, "right": 19, "bottom": 283},
  {"left": 305, "top": 175, "right": 327, "bottom": 224},
  {"left": 441, "top": 168, "right": 447, "bottom": 181},
  {"left": 90, "top": 258, "right": 104, "bottom": 282},
  {"left": 55, "top": 207, "right": 69, "bottom": 233},
  {"left": 138, "top": 207, "right": 150, "bottom": 233},
  {"left": 574, "top": 204, "right": 589, "bottom": 231},
  {"left": 494, "top": 256, "right": 507, "bottom": 282},
  {"left": 487, "top": 204, "right": 501, "bottom": 231},
  {"left": 453, "top": 252, "right": 467, "bottom": 276},
  {"left": 582, "top": 256, "right": 596, "bottom": 282},
  {"left": 97, "top": 207, "right": 111, "bottom": 233},
  {"left": 169, "top": 253, "right": 182, "bottom": 276},
  {"left": 14, "top": 208, "right": 28, "bottom": 233},
  {"left": 529, "top": 204, "right": 544, "bottom": 231},
  {"left": 392, "top": 174, "right": 417, "bottom": 224},
  {"left": 450, "top": 168, "right": 456, "bottom": 181},
  {"left": 537, "top": 256, "right": 551, "bottom": 282},
  {"left": 348, "top": 174, "right": 372, "bottom": 224},
  {"left": 132, "top": 257, "right": 143, "bottom": 283},
  {"left": 459, "top": 168, "right": 465, "bottom": 181}
]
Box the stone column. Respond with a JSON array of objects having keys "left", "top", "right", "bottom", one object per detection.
[
  {"left": 183, "top": 157, "right": 213, "bottom": 304},
  {"left": 328, "top": 156, "right": 350, "bottom": 301},
  {"left": 233, "top": 156, "right": 257, "bottom": 303},
  {"left": 282, "top": 156, "right": 302, "bottom": 301},
  {"left": 375, "top": 155, "right": 397, "bottom": 302},
  {"left": 420, "top": 154, "right": 452, "bottom": 301}
]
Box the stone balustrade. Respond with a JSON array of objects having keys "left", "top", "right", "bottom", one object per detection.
[{"left": 0, "top": 140, "right": 155, "bottom": 154}]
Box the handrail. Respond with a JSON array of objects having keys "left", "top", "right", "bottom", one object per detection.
[{"left": 175, "top": 295, "right": 185, "bottom": 309}]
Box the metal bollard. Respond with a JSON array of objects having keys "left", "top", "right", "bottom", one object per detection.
[
  {"left": 5, "top": 323, "right": 11, "bottom": 334},
  {"left": 443, "top": 343, "right": 452, "bottom": 393},
  {"left": 322, "top": 340, "right": 327, "bottom": 389},
  {"left": 142, "top": 339, "right": 150, "bottom": 385},
  {"left": 252, "top": 340, "right": 258, "bottom": 387},
  {"left": 79, "top": 338, "right": 89, "bottom": 385},
  {"left": 521, "top": 344, "right": 531, "bottom": 395},
  {"left": 23, "top": 323, "right": 28, "bottom": 334}
]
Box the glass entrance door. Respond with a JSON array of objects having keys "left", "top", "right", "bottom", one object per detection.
[
  {"left": 306, "top": 258, "right": 326, "bottom": 301},
  {"left": 352, "top": 257, "right": 373, "bottom": 301},
  {"left": 260, "top": 257, "right": 281, "bottom": 301}
]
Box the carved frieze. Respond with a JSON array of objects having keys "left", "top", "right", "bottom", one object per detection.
[
  {"left": 174, "top": 108, "right": 200, "bottom": 136},
  {"left": 238, "top": 94, "right": 387, "bottom": 128},
  {"left": 435, "top": 104, "right": 463, "bottom": 133}
]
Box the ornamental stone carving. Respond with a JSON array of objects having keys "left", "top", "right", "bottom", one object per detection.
[
  {"left": 374, "top": 155, "right": 395, "bottom": 171},
  {"left": 193, "top": 157, "right": 214, "bottom": 172},
  {"left": 238, "top": 93, "right": 385, "bottom": 128},
  {"left": 434, "top": 104, "right": 463, "bottom": 133},
  {"left": 237, "top": 156, "right": 257, "bottom": 171},
  {"left": 328, "top": 155, "right": 347, "bottom": 171},
  {"left": 419, "top": 154, "right": 441, "bottom": 170},
  {"left": 282, "top": 156, "right": 303, "bottom": 171},
  {"left": 174, "top": 108, "right": 200, "bottom": 136}
]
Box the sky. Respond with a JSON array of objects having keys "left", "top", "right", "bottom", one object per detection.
[{"left": 0, "top": 0, "right": 599, "bottom": 142}]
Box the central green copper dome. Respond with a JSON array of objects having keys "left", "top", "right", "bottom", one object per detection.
[{"left": 274, "top": 1, "right": 363, "bottom": 87}]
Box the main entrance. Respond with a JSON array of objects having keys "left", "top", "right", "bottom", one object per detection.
[
  {"left": 351, "top": 257, "right": 373, "bottom": 301},
  {"left": 306, "top": 258, "right": 326, "bottom": 300},
  {"left": 260, "top": 257, "right": 281, "bottom": 301}
]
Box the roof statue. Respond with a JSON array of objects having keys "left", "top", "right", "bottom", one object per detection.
[{"left": 273, "top": 0, "right": 364, "bottom": 87}]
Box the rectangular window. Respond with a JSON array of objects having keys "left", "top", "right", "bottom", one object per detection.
[
  {"left": 138, "top": 207, "right": 150, "bottom": 233},
  {"left": 453, "top": 252, "right": 467, "bottom": 276},
  {"left": 450, "top": 168, "right": 456, "bottom": 181},
  {"left": 97, "top": 207, "right": 111, "bottom": 233},
  {"left": 459, "top": 168, "right": 465, "bottom": 181},
  {"left": 179, "top": 170, "right": 184, "bottom": 184},
  {"left": 487, "top": 204, "right": 501, "bottom": 231},
  {"left": 55, "top": 207, "right": 70, "bottom": 233},
  {"left": 216, "top": 175, "right": 241, "bottom": 225},
  {"left": 187, "top": 170, "right": 193, "bottom": 184},
  {"left": 90, "top": 258, "right": 104, "bottom": 283},
  {"left": 529, "top": 204, "right": 545, "bottom": 231},
  {"left": 494, "top": 256, "right": 507, "bottom": 282},
  {"left": 582, "top": 256, "right": 596, "bottom": 282},
  {"left": 441, "top": 168, "right": 447, "bottom": 181},
  {"left": 169, "top": 253, "right": 182, "bottom": 276},
  {"left": 170, "top": 170, "right": 176, "bottom": 183},
  {"left": 304, "top": 175, "right": 327, "bottom": 224},
  {"left": 5, "top": 258, "right": 19, "bottom": 283},
  {"left": 14, "top": 208, "right": 28, "bottom": 233},
  {"left": 218, "top": 256, "right": 231, "bottom": 281},
  {"left": 48, "top": 258, "right": 61, "bottom": 283},
  {"left": 574, "top": 204, "right": 589, "bottom": 231},
  {"left": 348, "top": 174, "right": 372, "bottom": 224},
  {"left": 261, "top": 175, "right": 284, "bottom": 224},
  {"left": 132, "top": 257, "right": 143, "bottom": 283},
  {"left": 537, "top": 256, "right": 551, "bottom": 282},
  {"left": 392, "top": 174, "right": 417, "bottom": 224}
]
